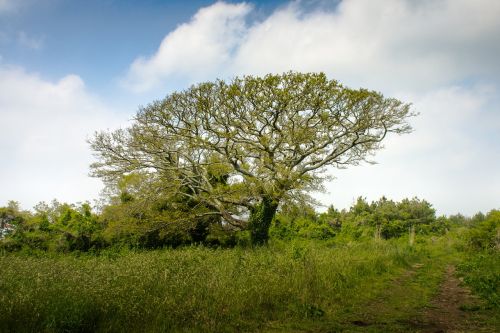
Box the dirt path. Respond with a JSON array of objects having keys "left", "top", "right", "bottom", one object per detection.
[
  {"left": 417, "top": 265, "right": 492, "bottom": 333},
  {"left": 342, "top": 263, "right": 497, "bottom": 332},
  {"left": 341, "top": 263, "right": 435, "bottom": 332}
]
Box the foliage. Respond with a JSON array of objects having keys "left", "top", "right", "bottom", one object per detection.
[
  {"left": 339, "top": 196, "right": 444, "bottom": 240},
  {"left": 1, "top": 195, "right": 452, "bottom": 252},
  {"left": 1, "top": 198, "right": 499, "bottom": 330},
  {"left": 457, "top": 209, "right": 500, "bottom": 308},
  {"left": 465, "top": 209, "right": 500, "bottom": 251},
  {"left": 270, "top": 204, "right": 339, "bottom": 240},
  {"left": 0, "top": 239, "right": 429, "bottom": 332},
  {"left": 457, "top": 252, "right": 500, "bottom": 308},
  {"left": 0, "top": 201, "right": 27, "bottom": 239},
  {"left": 0, "top": 201, "right": 103, "bottom": 253},
  {"left": 90, "top": 72, "right": 413, "bottom": 244}
]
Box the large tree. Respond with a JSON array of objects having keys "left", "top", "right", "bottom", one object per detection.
[{"left": 90, "top": 72, "right": 413, "bottom": 245}]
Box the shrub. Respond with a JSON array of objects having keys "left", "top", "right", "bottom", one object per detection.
[
  {"left": 466, "top": 210, "right": 500, "bottom": 251},
  {"left": 457, "top": 253, "right": 500, "bottom": 308}
]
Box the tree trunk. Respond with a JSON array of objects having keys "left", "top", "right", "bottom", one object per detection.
[{"left": 248, "top": 196, "right": 279, "bottom": 246}]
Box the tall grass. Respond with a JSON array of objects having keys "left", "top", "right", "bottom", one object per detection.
[
  {"left": 457, "top": 252, "right": 500, "bottom": 308},
  {"left": 0, "top": 239, "right": 433, "bottom": 332}
]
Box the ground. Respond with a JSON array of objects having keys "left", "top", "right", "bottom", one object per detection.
[
  {"left": 417, "top": 265, "right": 487, "bottom": 332},
  {"left": 2, "top": 240, "right": 498, "bottom": 332},
  {"left": 342, "top": 264, "right": 498, "bottom": 332},
  {"left": 265, "top": 258, "right": 499, "bottom": 332}
]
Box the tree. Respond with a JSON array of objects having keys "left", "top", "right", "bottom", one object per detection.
[
  {"left": 0, "top": 201, "right": 25, "bottom": 239},
  {"left": 90, "top": 72, "right": 413, "bottom": 245},
  {"left": 466, "top": 209, "right": 500, "bottom": 251}
]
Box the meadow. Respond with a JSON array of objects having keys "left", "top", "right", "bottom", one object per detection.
[
  {"left": 1, "top": 199, "right": 499, "bottom": 332},
  {"left": 1, "top": 233, "right": 498, "bottom": 333}
]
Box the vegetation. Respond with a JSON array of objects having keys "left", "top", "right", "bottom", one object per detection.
[
  {"left": 90, "top": 72, "right": 413, "bottom": 245},
  {"left": 1, "top": 72, "right": 498, "bottom": 331},
  {"left": 0, "top": 196, "right": 448, "bottom": 252},
  {"left": 0, "top": 238, "right": 446, "bottom": 332},
  {"left": 457, "top": 210, "right": 500, "bottom": 308},
  {"left": 1, "top": 197, "right": 498, "bottom": 332}
]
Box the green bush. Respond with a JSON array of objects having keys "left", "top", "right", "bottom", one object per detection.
[
  {"left": 457, "top": 209, "right": 500, "bottom": 308},
  {"left": 457, "top": 252, "right": 500, "bottom": 308},
  {"left": 466, "top": 210, "right": 500, "bottom": 251}
]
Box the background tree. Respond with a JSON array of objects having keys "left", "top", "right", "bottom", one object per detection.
[
  {"left": 0, "top": 201, "right": 26, "bottom": 239},
  {"left": 90, "top": 72, "right": 413, "bottom": 245},
  {"left": 5, "top": 201, "right": 103, "bottom": 252},
  {"left": 99, "top": 173, "right": 220, "bottom": 248}
]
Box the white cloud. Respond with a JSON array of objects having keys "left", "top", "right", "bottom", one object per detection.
[
  {"left": 17, "top": 31, "right": 44, "bottom": 50},
  {"left": 124, "top": 0, "right": 500, "bottom": 94},
  {"left": 0, "top": 0, "right": 16, "bottom": 14},
  {"left": 317, "top": 85, "right": 500, "bottom": 216},
  {"left": 123, "top": 2, "right": 252, "bottom": 93},
  {"left": 0, "top": 65, "right": 123, "bottom": 209},
  {"left": 0, "top": 0, "right": 28, "bottom": 14},
  {"left": 119, "top": 0, "right": 500, "bottom": 215}
]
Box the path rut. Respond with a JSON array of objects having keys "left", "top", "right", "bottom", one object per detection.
[{"left": 416, "top": 265, "right": 492, "bottom": 333}]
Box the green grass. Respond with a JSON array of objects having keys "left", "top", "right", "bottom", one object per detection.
[
  {"left": 453, "top": 249, "right": 500, "bottom": 332},
  {"left": 262, "top": 237, "right": 453, "bottom": 332},
  {"left": 0, "top": 239, "right": 436, "bottom": 333},
  {"left": 456, "top": 251, "right": 500, "bottom": 308},
  {"left": 3, "top": 235, "right": 496, "bottom": 333}
]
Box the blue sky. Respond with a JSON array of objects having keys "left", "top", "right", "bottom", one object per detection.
[
  {"left": 1, "top": 0, "right": 499, "bottom": 215},
  {"left": 0, "top": 0, "right": 285, "bottom": 95}
]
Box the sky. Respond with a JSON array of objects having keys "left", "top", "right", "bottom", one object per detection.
[{"left": 0, "top": 0, "right": 499, "bottom": 215}]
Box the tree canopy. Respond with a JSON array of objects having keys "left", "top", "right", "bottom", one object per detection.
[{"left": 90, "top": 72, "right": 413, "bottom": 245}]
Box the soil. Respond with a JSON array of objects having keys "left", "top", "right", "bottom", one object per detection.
[
  {"left": 347, "top": 264, "right": 497, "bottom": 332},
  {"left": 415, "top": 265, "right": 492, "bottom": 333}
]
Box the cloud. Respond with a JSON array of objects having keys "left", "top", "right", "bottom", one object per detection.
[
  {"left": 17, "top": 31, "right": 44, "bottom": 50},
  {"left": 123, "top": 0, "right": 500, "bottom": 94},
  {"left": 0, "top": 0, "right": 28, "bottom": 14},
  {"left": 0, "top": 0, "right": 16, "bottom": 14},
  {"left": 119, "top": 0, "right": 500, "bottom": 215},
  {"left": 0, "top": 65, "right": 123, "bottom": 208},
  {"left": 317, "top": 85, "right": 500, "bottom": 216},
  {"left": 123, "top": 2, "right": 252, "bottom": 93}
]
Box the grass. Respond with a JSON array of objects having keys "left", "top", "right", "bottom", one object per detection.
[
  {"left": 0, "top": 238, "right": 436, "bottom": 333},
  {"left": 456, "top": 251, "right": 500, "bottom": 309},
  {"left": 263, "top": 237, "right": 453, "bottom": 332},
  {"left": 2, "top": 235, "right": 497, "bottom": 333}
]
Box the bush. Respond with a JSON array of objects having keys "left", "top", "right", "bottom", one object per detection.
[
  {"left": 457, "top": 252, "right": 500, "bottom": 308},
  {"left": 466, "top": 210, "right": 500, "bottom": 251},
  {"left": 270, "top": 215, "right": 337, "bottom": 241},
  {"left": 457, "top": 209, "right": 500, "bottom": 308}
]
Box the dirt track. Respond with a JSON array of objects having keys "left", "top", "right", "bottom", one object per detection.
[{"left": 416, "top": 266, "right": 493, "bottom": 333}]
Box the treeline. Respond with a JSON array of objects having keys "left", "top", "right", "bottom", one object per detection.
[
  {"left": 272, "top": 197, "right": 447, "bottom": 241},
  {"left": 1, "top": 192, "right": 495, "bottom": 254}
]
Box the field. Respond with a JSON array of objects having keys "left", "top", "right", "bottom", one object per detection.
[{"left": 1, "top": 234, "right": 498, "bottom": 332}]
